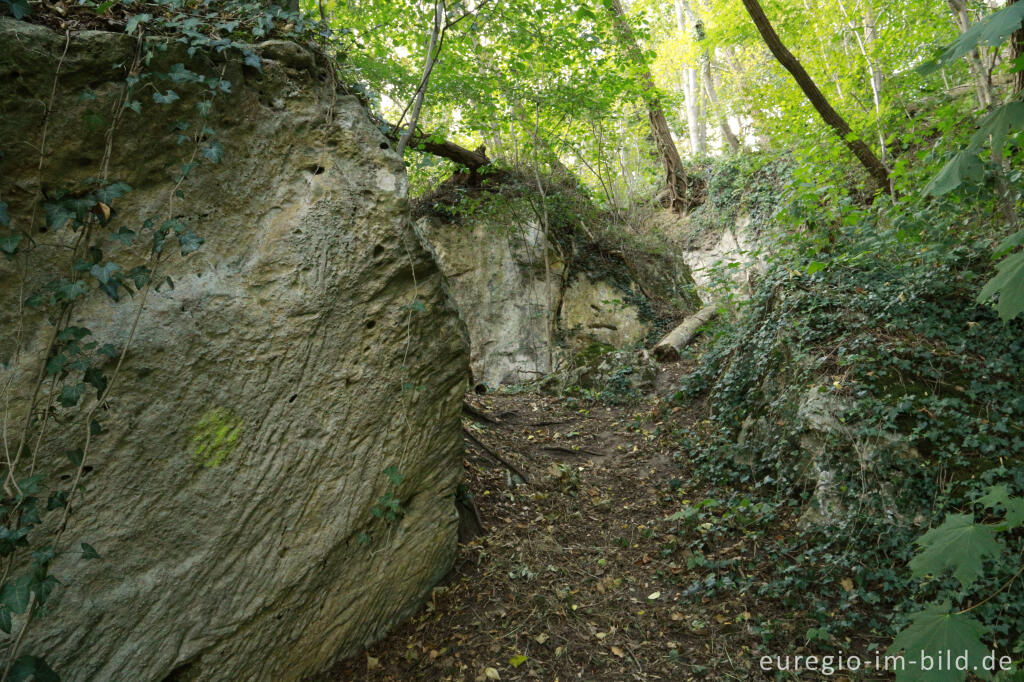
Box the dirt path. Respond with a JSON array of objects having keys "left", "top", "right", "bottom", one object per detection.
[{"left": 319, "top": 361, "right": 770, "bottom": 681}]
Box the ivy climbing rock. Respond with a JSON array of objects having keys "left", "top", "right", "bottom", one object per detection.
[{"left": 0, "top": 19, "right": 468, "bottom": 681}]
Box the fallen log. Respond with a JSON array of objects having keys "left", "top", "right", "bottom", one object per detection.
[{"left": 653, "top": 304, "right": 719, "bottom": 361}]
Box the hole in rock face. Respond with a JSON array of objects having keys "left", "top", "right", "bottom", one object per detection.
[
  {"left": 474, "top": 383, "right": 488, "bottom": 395},
  {"left": 288, "top": 394, "right": 298, "bottom": 403},
  {"left": 365, "top": 320, "right": 376, "bottom": 330},
  {"left": 379, "top": 142, "right": 389, "bottom": 150},
  {"left": 83, "top": 466, "right": 94, "bottom": 475},
  {"left": 306, "top": 165, "right": 325, "bottom": 175},
  {"left": 372, "top": 244, "right": 385, "bottom": 257}
]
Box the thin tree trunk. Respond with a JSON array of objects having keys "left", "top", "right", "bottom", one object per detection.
[
  {"left": 397, "top": 1, "right": 444, "bottom": 157},
  {"left": 837, "top": 0, "right": 887, "bottom": 164},
  {"left": 946, "top": 0, "right": 994, "bottom": 107},
  {"left": 739, "top": 0, "right": 891, "bottom": 192},
  {"left": 608, "top": 0, "right": 699, "bottom": 212},
  {"left": 702, "top": 58, "right": 741, "bottom": 152},
  {"left": 674, "top": 0, "right": 707, "bottom": 155}
]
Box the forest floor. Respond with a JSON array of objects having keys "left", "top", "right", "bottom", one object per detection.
[{"left": 317, "top": 358, "right": 836, "bottom": 682}]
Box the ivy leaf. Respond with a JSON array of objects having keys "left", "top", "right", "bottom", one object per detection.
[
  {"left": 1, "top": 233, "right": 22, "bottom": 258},
  {"left": 0, "top": 607, "right": 10, "bottom": 634},
  {"left": 84, "top": 366, "right": 107, "bottom": 397},
  {"left": 978, "top": 250, "right": 1024, "bottom": 321},
  {"left": 909, "top": 514, "right": 1001, "bottom": 589},
  {"left": 0, "top": 200, "right": 9, "bottom": 226},
  {"left": 177, "top": 229, "right": 204, "bottom": 256},
  {"left": 58, "top": 382, "right": 86, "bottom": 408},
  {"left": 0, "top": 575, "right": 32, "bottom": 614},
  {"left": 243, "top": 51, "right": 263, "bottom": 71},
  {"left": 8, "top": 655, "right": 59, "bottom": 682},
  {"left": 201, "top": 140, "right": 224, "bottom": 163},
  {"left": 153, "top": 90, "right": 181, "bottom": 104},
  {"left": 128, "top": 265, "right": 151, "bottom": 288},
  {"left": 125, "top": 100, "right": 142, "bottom": 114},
  {"left": 45, "top": 353, "right": 67, "bottom": 377},
  {"left": 80, "top": 543, "right": 101, "bottom": 560},
  {"left": 383, "top": 466, "right": 405, "bottom": 486},
  {"left": 888, "top": 602, "right": 989, "bottom": 682},
  {"left": 44, "top": 202, "right": 75, "bottom": 231},
  {"left": 89, "top": 262, "right": 121, "bottom": 285},
  {"left": 111, "top": 227, "right": 136, "bottom": 246},
  {"left": 125, "top": 12, "right": 151, "bottom": 33},
  {"left": 56, "top": 279, "right": 88, "bottom": 302}
]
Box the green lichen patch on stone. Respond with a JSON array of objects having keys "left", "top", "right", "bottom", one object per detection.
[{"left": 192, "top": 408, "right": 242, "bottom": 467}]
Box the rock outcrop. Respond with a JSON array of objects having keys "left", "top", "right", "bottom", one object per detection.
[
  {"left": 415, "top": 185, "right": 700, "bottom": 387},
  {"left": 0, "top": 19, "right": 467, "bottom": 681}
]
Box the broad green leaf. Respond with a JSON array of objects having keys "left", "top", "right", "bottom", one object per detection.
[
  {"left": 924, "top": 151, "right": 985, "bottom": 196},
  {"left": 81, "top": 543, "right": 101, "bottom": 560},
  {"left": 978, "top": 250, "right": 1024, "bottom": 321},
  {"left": 968, "top": 102, "right": 1024, "bottom": 158},
  {"left": 908, "top": 514, "right": 1000, "bottom": 589},
  {"left": 920, "top": 3, "right": 1024, "bottom": 75},
  {"left": 509, "top": 654, "right": 528, "bottom": 668},
  {"left": 888, "top": 602, "right": 989, "bottom": 682},
  {"left": 995, "top": 229, "right": 1024, "bottom": 257}
]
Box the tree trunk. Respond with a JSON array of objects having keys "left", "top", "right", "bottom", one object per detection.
[
  {"left": 739, "top": 0, "right": 890, "bottom": 193},
  {"left": 653, "top": 305, "right": 718, "bottom": 361},
  {"left": 397, "top": 1, "right": 445, "bottom": 157},
  {"left": 702, "top": 58, "right": 741, "bottom": 152},
  {"left": 683, "top": 66, "right": 706, "bottom": 155},
  {"left": 946, "top": 0, "right": 994, "bottom": 108},
  {"left": 607, "top": 0, "right": 700, "bottom": 212},
  {"left": 1011, "top": 0, "right": 1024, "bottom": 95}
]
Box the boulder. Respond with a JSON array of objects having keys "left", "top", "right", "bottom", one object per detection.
[{"left": 0, "top": 19, "right": 468, "bottom": 681}]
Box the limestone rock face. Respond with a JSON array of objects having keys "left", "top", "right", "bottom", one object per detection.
[
  {"left": 416, "top": 214, "right": 561, "bottom": 387},
  {"left": 416, "top": 196, "right": 699, "bottom": 388},
  {"left": 0, "top": 19, "right": 467, "bottom": 681}
]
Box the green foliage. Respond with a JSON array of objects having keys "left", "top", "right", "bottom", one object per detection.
[
  {"left": 919, "top": 2, "right": 1024, "bottom": 76},
  {"left": 907, "top": 514, "right": 1000, "bottom": 590},
  {"left": 887, "top": 602, "right": 990, "bottom": 682},
  {"left": 673, "top": 186, "right": 1024, "bottom": 664}
]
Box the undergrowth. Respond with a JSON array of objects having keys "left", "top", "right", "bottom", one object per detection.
[{"left": 672, "top": 188, "right": 1024, "bottom": 673}]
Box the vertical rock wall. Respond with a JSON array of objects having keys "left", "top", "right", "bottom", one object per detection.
[{"left": 0, "top": 19, "right": 468, "bottom": 681}]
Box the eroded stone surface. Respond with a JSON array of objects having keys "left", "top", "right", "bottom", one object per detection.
[{"left": 1, "top": 19, "right": 467, "bottom": 681}]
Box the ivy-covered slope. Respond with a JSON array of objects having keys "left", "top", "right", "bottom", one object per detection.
[{"left": 677, "top": 205, "right": 1024, "bottom": 665}]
